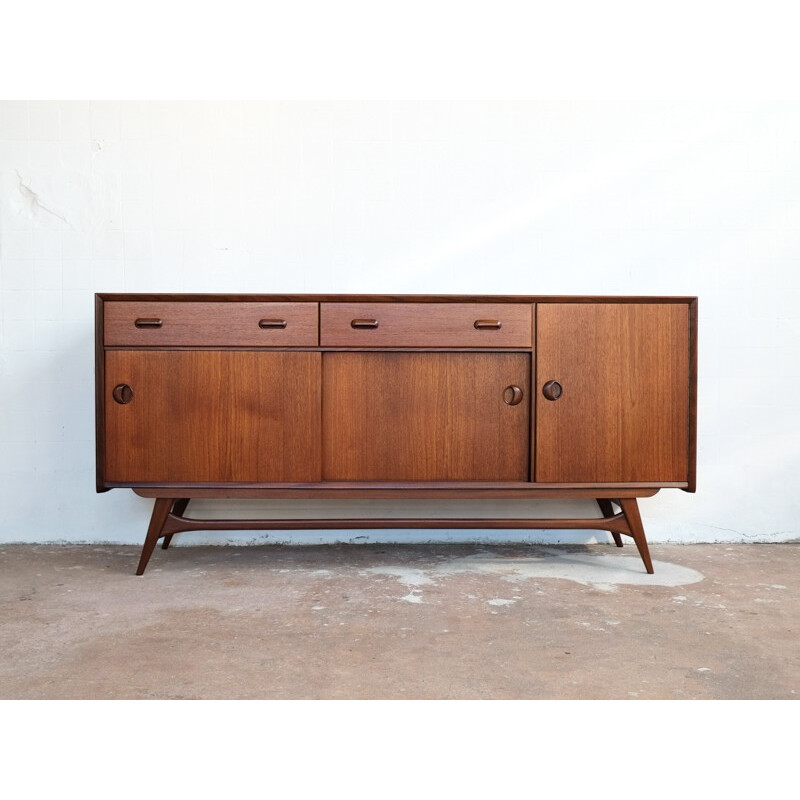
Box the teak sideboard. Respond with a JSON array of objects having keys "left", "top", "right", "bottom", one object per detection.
[{"left": 95, "top": 294, "right": 698, "bottom": 575}]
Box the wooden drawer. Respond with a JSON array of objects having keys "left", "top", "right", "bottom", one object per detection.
[
  {"left": 320, "top": 303, "right": 532, "bottom": 347},
  {"left": 104, "top": 302, "right": 319, "bottom": 347}
]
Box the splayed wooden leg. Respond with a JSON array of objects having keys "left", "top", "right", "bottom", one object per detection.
[
  {"left": 619, "top": 498, "right": 654, "bottom": 574},
  {"left": 162, "top": 499, "right": 190, "bottom": 549},
  {"left": 136, "top": 498, "right": 174, "bottom": 575},
  {"left": 597, "top": 498, "right": 624, "bottom": 547}
]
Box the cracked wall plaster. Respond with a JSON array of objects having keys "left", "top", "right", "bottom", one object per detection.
[{"left": 14, "top": 170, "right": 74, "bottom": 228}]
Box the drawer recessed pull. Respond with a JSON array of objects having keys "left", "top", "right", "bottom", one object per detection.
[
  {"left": 259, "top": 319, "right": 288, "bottom": 329},
  {"left": 134, "top": 318, "right": 163, "bottom": 328},
  {"left": 351, "top": 319, "right": 379, "bottom": 329},
  {"left": 474, "top": 319, "right": 502, "bottom": 330}
]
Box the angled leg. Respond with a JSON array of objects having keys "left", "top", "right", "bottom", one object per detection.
[
  {"left": 618, "top": 498, "right": 654, "bottom": 574},
  {"left": 596, "top": 498, "right": 624, "bottom": 547},
  {"left": 162, "top": 498, "right": 190, "bottom": 549},
  {"left": 136, "top": 498, "right": 175, "bottom": 576}
]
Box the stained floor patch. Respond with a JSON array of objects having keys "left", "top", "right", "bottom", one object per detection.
[{"left": 367, "top": 548, "right": 704, "bottom": 597}]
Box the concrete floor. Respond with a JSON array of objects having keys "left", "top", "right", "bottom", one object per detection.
[{"left": 0, "top": 542, "right": 797, "bottom": 699}]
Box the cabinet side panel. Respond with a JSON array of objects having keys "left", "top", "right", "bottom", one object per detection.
[
  {"left": 687, "top": 297, "right": 698, "bottom": 491},
  {"left": 536, "top": 303, "right": 690, "bottom": 483},
  {"left": 95, "top": 295, "right": 107, "bottom": 491},
  {"left": 104, "top": 351, "right": 321, "bottom": 483},
  {"left": 530, "top": 303, "right": 537, "bottom": 482}
]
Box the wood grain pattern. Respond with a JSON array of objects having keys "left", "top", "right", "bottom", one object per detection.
[
  {"left": 320, "top": 303, "right": 532, "bottom": 347},
  {"left": 322, "top": 352, "right": 530, "bottom": 480},
  {"left": 104, "top": 302, "right": 318, "bottom": 346},
  {"left": 104, "top": 351, "right": 321, "bottom": 482},
  {"left": 536, "top": 303, "right": 689, "bottom": 483}
]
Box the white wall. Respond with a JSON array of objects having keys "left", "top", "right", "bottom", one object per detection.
[{"left": 1, "top": 100, "right": 798, "bottom": 545}]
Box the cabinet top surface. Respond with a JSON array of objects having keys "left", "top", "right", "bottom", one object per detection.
[{"left": 97, "top": 293, "right": 697, "bottom": 304}]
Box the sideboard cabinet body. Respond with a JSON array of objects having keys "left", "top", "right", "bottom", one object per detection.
[{"left": 95, "top": 295, "right": 697, "bottom": 574}]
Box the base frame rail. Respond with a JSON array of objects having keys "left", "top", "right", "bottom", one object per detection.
[{"left": 134, "top": 496, "right": 655, "bottom": 576}]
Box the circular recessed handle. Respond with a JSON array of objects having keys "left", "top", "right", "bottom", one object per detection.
[
  {"left": 112, "top": 384, "right": 134, "bottom": 404},
  {"left": 542, "top": 380, "right": 563, "bottom": 401},
  {"left": 503, "top": 385, "right": 524, "bottom": 405}
]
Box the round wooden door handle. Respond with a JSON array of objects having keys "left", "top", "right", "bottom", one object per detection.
[
  {"left": 112, "top": 384, "right": 134, "bottom": 404},
  {"left": 503, "top": 385, "right": 524, "bottom": 405},
  {"left": 542, "top": 380, "right": 563, "bottom": 401}
]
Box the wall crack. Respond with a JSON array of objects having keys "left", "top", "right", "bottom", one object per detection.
[{"left": 14, "top": 169, "right": 74, "bottom": 229}]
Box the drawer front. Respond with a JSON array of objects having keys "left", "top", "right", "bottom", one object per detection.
[
  {"left": 320, "top": 303, "right": 532, "bottom": 347},
  {"left": 104, "top": 302, "right": 319, "bottom": 346}
]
